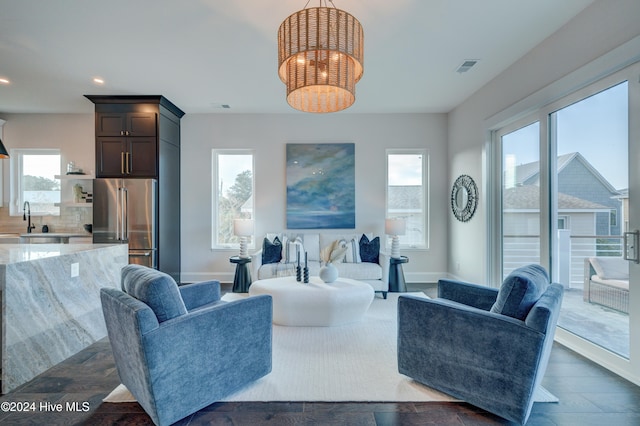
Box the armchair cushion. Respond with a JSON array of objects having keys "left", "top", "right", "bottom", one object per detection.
[
  {"left": 179, "top": 280, "right": 221, "bottom": 311},
  {"left": 490, "top": 264, "right": 549, "bottom": 320},
  {"left": 121, "top": 264, "right": 187, "bottom": 323}
]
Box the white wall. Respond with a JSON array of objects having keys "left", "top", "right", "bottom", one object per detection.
[
  {"left": 1, "top": 114, "right": 95, "bottom": 204},
  {"left": 0, "top": 112, "right": 449, "bottom": 283},
  {"left": 0, "top": 114, "right": 95, "bottom": 232},
  {"left": 447, "top": 0, "right": 640, "bottom": 284},
  {"left": 181, "top": 113, "right": 449, "bottom": 283}
]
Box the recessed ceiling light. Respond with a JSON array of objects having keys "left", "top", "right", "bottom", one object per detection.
[
  {"left": 0, "top": 78, "right": 10, "bottom": 84},
  {"left": 93, "top": 77, "right": 105, "bottom": 85}
]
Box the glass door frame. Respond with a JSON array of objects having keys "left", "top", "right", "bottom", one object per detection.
[{"left": 487, "top": 61, "right": 640, "bottom": 384}]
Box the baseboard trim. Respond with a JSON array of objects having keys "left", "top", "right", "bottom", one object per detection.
[
  {"left": 182, "top": 271, "right": 451, "bottom": 285},
  {"left": 181, "top": 272, "right": 234, "bottom": 284}
]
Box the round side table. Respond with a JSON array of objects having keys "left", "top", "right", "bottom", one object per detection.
[
  {"left": 230, "top": 256, "right": 252, "bottom": 293},
  {"left": 389, "top": 256, "right": 409, "bottom": 292}
]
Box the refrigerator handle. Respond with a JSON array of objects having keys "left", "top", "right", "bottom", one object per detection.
[
  {"left": 122, "top": 187, "right": 128, "bottom": 240},
  {"left": 116, "top": 187, "right": 121, "bottom": 241}
]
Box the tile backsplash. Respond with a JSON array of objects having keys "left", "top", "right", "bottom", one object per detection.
[{"left": 0, "top": 206, "right": 92, "bottom": 234}]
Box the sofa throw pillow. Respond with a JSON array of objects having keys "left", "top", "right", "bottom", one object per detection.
[
  {"left": 262, "top": 236, "right": 282, "bottom": 264},
  {"left": 281, "top": 236, "right": 305, "bottom": 264},
  {"left": 121, "top": 264, "right": 187, "bottom": 323},
  {"left": 343, "top": 237, "right": 361, "bottom": 263},
  {"left": 359, "top": 234, "right": 380, "bottom": 264},
  {"left": 490, "top": 264, "right": 549, "bottom": 321},
  {"left": 303, "top": 234, "right": 321, "bottom": 262}
]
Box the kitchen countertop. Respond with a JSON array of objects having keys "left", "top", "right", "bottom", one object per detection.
[
  {"left": 20, "top": 233, "right": 91, "bottom": 238},
  {"left": 0, "top": 243, "right": 115, "bottom": 265}
]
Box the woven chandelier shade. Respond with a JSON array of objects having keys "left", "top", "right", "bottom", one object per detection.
[{"left": 278, "top": 6, "right": 364, "bottom": 113}]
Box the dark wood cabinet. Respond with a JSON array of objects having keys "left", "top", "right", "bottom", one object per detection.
[
  {"left": 85, "top": 95, "right": 185, "bottom": 283},
  {"left": 96, "top": 136, "right": 157, "bottom": 177},
  {"left": 94, "top": 110, "right": 158, "bottom": 178},
  {"left": 96, "top": 112, "right": 157, "bottom": 137}
]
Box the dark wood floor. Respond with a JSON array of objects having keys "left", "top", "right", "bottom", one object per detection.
[{"left": 1, "top": 285, "right": 639, "bottom": 425}]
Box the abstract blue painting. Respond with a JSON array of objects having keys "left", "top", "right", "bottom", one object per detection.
[{"left": 286, "top": 143, "right": 355, "bottom": 229}]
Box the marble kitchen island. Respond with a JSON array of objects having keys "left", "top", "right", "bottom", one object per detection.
[{"left": 0, "top": 243, "right": 128, "bottom": 393}]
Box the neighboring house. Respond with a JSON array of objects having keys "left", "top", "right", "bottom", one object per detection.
[
  {"left": 387, "top": 185, "right": 424, "bottom": 248},
  {"left": 504, "top": 153, "right": 624, "bottom": 284},
  {"left": 503, "top": 185, "right": 610, "bottom": 237},
  {"left": 514, "top": 152, "right": 623, "bottom": 237}
]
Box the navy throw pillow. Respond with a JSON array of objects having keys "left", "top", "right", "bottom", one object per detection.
[
  {"left": 490, "top": 264, "right": 549, "bottom": 320},
  {"left": 359, "top": 234, "right": 380, "bottom": 263},
  {"left": 262, "top": 236, "right": 282, "bottom": 264}
]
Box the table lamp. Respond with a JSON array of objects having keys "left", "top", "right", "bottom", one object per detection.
[
  {"left": 385, "top": 218, "right": 406, "bottom": 259},
  {"left": 233, "top": 218, "right": 254, "bottom": 258}
]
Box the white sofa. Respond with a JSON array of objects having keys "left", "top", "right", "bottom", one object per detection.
[{"left": 251, "top": 232, "right": 390, "bottom": 298}]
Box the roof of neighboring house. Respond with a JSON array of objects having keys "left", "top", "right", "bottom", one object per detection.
[
  {"left": 388, "top": 186, "right": 423, "bottom": 210},
  {"left": 513, "top": 152, "right": 620, "bottom": 194},
  {"left": 503, "top": 185, "right": 609, "bottom": 210}
]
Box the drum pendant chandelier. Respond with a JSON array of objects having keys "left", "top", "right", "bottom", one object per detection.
[{"left": 278, "top": 1, "right": 364, "bottom": 113}]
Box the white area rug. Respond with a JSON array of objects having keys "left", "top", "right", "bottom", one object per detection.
[{"left": 104, "top": 293, "right": 558, "bottom": 403}]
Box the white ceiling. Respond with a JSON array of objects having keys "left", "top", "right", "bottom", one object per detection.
[{"left": 0, "top": 0, "right": 594, "bottom": 115}]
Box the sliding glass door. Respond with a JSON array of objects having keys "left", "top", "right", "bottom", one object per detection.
[
  {"left": 495, "top": 62, "right": 639, "bottom": 381},
  {"left": 550, "top": 81, "right": 629, "bottom": 358},
  {"left": 500, "top": 121, "right": 541, "bottom": 276}
]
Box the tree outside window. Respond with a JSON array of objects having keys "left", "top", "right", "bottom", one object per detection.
[
  {"left": 386, "top": 149, "right": 428, "bottom": 249},
  {"left": 11, "top": 149, "right": 61, "bottom": 216},
  {"left": 213, "top": 151, "right": 254, "bottom": 248}
]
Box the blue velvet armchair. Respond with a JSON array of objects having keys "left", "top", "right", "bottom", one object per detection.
[
  {"left": 100, "top": 265, "right": 273, "bottom": 426},
  {"left": 398, "top": 265, "right": 563, "bottom": 425}
]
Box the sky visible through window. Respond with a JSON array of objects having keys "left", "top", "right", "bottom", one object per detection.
[
  {"left": 388, "top": 154, "right": 423, "bottom": 185},
  {"left": 506, "top": 82, "right": 628, "bottom": 190},
  {"left": 24, "top": 154, "right": 60, "bottom": 181}
]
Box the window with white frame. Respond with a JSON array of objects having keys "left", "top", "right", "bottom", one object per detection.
[
  {"left": 386, "top": 149, "right": 428, "bottom": 249},
  {"left": 10, "top": 149, "right": 61, "bottom": 216},
  {"left": 212, "top": 149, "right": 254, "bottom": 249}
]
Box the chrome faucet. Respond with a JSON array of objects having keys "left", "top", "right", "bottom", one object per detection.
[{"left": 23, "top": 201, "right": 35, "bottom": 233}]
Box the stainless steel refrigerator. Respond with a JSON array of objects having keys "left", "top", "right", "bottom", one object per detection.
[{"left": 93, "top": 179, "right": 157, "bottom": 268}]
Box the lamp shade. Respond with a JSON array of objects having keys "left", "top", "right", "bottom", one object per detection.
[
  {"left": 278, "top": 6, "right": 364, "bottom": 113},
  {"left": 385, "top": 218, "right": 406, "bottom": 236},
  {"left": 233, "top": 219, "right": 254, "bottom": 237},
  {"left": 0, "top": 138, "right": 9, "bottom": 159}
]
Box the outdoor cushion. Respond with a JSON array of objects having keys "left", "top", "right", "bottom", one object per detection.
[
  {"left": 589, "top": 257, "right": 629, "bottom": 280},
  {"left": 490, "top": 264, "right": 549, "bottom": 320}
]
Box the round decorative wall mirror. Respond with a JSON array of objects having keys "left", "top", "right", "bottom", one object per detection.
[{"left": 451, "top": 174, "right": 478, "bottom": 222}]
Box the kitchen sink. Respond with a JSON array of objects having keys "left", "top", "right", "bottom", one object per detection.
[{"left": 0, "top": 233, "right": 21, "bottom": 243}]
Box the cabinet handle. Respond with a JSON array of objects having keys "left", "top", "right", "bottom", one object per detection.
[
  {"left": 121, "top": 152, "right": 125, "bottom": 174},
  {"left": 126, "top": 151, "right": 131, "bottom": 174},
  {"left": 120, "top": 130, "right": 125, "bottom": 136}
]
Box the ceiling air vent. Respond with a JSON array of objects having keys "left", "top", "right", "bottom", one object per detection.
[{"left": 456, "top": 60, "right": 479, "bottom": 73}]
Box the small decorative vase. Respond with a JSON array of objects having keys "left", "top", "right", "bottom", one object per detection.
[{"left": 319, "top": 262, "right": 338, "bottom": 283}]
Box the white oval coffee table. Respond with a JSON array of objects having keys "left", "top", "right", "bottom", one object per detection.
[{"left": 248, "top": 276, "right": 374, "bottom": 326}]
